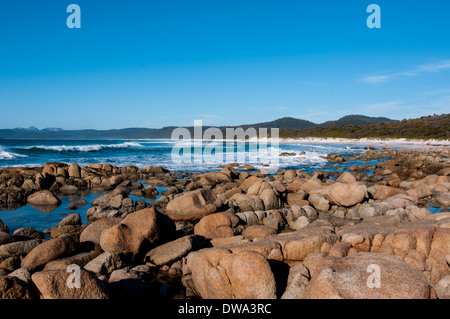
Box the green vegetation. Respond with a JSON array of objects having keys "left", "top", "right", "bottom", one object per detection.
[{"left": 280, "top": 114, "right": 450, "bottom": 140}]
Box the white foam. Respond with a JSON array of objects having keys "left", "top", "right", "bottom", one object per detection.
[
  {"left": 23, "top": 141, "right": 143, "bottom": 152},
  {"left": 0, "top": 146, "right": 27, "bottom": 160}
]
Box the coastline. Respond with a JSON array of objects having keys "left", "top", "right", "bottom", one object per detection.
[{"left": 278, "top": 137, "right": 450, "bottom": 148}]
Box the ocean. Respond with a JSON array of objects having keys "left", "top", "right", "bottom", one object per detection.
[
  {"left": 0, "top": 138, "right": 374, "bottom": 233},
  {"left": 0, "top": 138, "right": 369, "bottom": 172}
]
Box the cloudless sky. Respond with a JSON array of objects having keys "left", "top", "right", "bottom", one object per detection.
[{"left": 0, "top": 0, "right": 449, "bottom": 129}]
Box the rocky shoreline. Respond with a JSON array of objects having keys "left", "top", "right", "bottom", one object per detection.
[{"left": 0, "top": 147, "right": 449, "bottom": 299}]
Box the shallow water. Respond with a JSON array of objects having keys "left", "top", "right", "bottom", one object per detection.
[{"left": 0, "top": 186, "right": 169, "bottom": 234}]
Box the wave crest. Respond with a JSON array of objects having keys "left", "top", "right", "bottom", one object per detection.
[
  {"left": 22, "top": 142, "right": 143, "bottom": 152},
  {"left": 0, "top": 146, "right": 27, "bottom": 160}
]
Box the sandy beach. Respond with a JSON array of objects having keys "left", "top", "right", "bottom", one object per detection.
[{"left": 279, "top": 137, "right": 450, "bottom": 148}]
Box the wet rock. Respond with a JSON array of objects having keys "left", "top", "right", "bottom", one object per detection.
[
  {"left": 60, "top": 185, "right": 79, "bottom": 195},
  {"left": 0, "top": 219, "right": 9, "bottom": 233},
  {"left": 142, "top": 185, "right": 159, "bottom": 198},
  {"left": 27, "top": 190, "right": 61, "bottom": 206}
]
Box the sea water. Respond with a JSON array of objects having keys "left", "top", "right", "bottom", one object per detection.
[{"left": 0, "top": 139, "right": 368, "bottom": 171}]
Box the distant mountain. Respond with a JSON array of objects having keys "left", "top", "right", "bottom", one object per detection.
[
  {"left": 240, "top": 117, "right": 317, "bottom": 130},
  {"left": 12, "top": 126, "right": 39, "bottom": 132},
  {"left": 280, "top": 113, "right": 450, "bottom": 140},
  {"left": 320, "top": 115, "right": 395, "bottom": 127},
  {"left": 0, "top": 114, "right": 395, "bottom": 139}
]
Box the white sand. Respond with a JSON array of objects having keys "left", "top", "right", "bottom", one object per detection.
[{"left": 276, "top": 137, "right": 450, "bottom": 149}]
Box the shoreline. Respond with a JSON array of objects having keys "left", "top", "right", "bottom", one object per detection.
[{"left": 278, "top": 137, "right": 450, "bottom": 148}]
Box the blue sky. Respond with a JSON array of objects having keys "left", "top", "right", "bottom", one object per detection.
[{"left": 0, "top": 0, "right": 449, "bottom": 130}]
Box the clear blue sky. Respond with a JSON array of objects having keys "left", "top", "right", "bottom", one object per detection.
[{"left": 0, "top": 0, "right": 449, "bottom": 129}]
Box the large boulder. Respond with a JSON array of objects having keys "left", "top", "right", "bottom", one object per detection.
[
  {"left": 308, "top": 194, "right": 330, "bottom": 212},
  {"left": 336, "top": 172, "right": 357, "bottom": 184},
  {"left": 31, "top": 269, "right": 111, "bottom": 299},
  {"left": 145, "top": 235, "right": 210, "bottom": 266},
  {"left": 259, "top": 188, "right": 281, "bottom": 210},
  {"left": 279, "top": 233, "right": 340, "bottom": 261},
  {"left": 43, "top": 251, "right": 101, "bottom": 271},
  {"left": 195, "top": 172, "right": 233, "bottom": 187},
  {"left": 27, "top": 190, "right": 61, "bottom": 206},
  {"left": 166, "top": 189, "right": 222, "bottom": 221},
  {"left": 0, "top": 276, "right": 36, "bottom": 299},
  {"left": 68, "top": 163, "right": 81, "bottom": 178},
  {"left": 185, "top": 249, "right": 277, "bottom": 299},
  {"left": 229, "top": 193, "right": 265, "bottom": 212},
  {"left": 325, "top": 183, "right": 367, "bottom": 207},
  {"left": 100, "top": 207, "right": 176, "bottom": 258},
  {"left": 406, "top": 184, "right": 432, "bottom": 199},
  {"left": 429, "top": 228, "right": 450, "bottom": 283},
  {"left": 83, "top": 251, "right": 129, "bottom": 275},
  {"left": 242, "top": 225, "right": 277, "bottom": 240},
  {"left": 0, "top": 231, "right": 13, "bottom": 245},
  {"left": 0, "top": 239, "right": 43, "bottom": 257},
  {"left": 194, "top": 213, "right": 234, "bottom": 238},
  {"left": 21, "top": 235, "right": 79, "bottom": 271},
  {"left": 287, "top": 191, "right": 308, "bottom": 207},
  {"left": 239, "top": 176, "right": 263, "bottom": 193},
  {"left": 367, "top": 185, "right": 406, "bottom": 201},
  {"left": 0, "top": 219, "right": 9, "bottom": 233},
  {"left": 80, "top": 217, "right": 122, "bottom": 246},
  {"left": 49, "top": 213, "right": 84, "bottom": 238},
  {"left": 108, "top": 267, "right": 154, "bottom": 298},
  {"left": 302, "top": 252, "right": 430, "bottom": 299},
  {"left": 436, "top": 192, "right": 450, "bottom": 207},
  {"left": 194, "top": 213, "right": 234, "bottom": 239}
]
